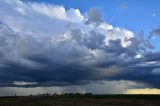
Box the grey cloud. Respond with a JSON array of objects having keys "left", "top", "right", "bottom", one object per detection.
[
  {"left": 70, "top": 29, "right": 105, "bottom": 49},
  {"left": 144, "top": 51, "right": 160, "bottom": 62},
  {"left": 149, "top": 27, "right": 160, "bottom": 39},
  {"left": 105, "top": 39, "right": 125, "bottom": 56},
  {"left": 85, "top": 8, "right": 102, "bottom": 25}
]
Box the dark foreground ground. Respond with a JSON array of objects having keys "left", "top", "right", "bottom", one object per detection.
[{"left": 0, "top": 95, "right": 160, "bottom": 106}]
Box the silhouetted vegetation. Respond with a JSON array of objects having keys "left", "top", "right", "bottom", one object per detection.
[
  {"left": 26, "top": 92, "right": 93, "bottom": 98},
  {"left": 0, "top": 94, "right": 160, "bottom": 106}
]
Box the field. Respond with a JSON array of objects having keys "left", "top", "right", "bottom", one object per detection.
[{"left": 0, "top": 95, "right": 160, "bottom": 106}]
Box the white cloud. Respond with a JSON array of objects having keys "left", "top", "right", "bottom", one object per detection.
[
  {"left": 96, "top": 23, "right": 134, "bottom": 47},
  {"left": 105, "top": 27, "right": 134, "bottom": 47},
  {"left": 30, "top": 3, "right": 67, "bottom": 20},
  {"left": 30, "top": 2, "right": 84, "bottom": 22},
  {"left": 66, "top": 8, "right": 84, "bottom": 22},
  {"left": 13, "top": 81, "right": 38, "bottom": 86}
]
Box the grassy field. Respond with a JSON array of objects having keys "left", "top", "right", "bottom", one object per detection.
[{"left": 0, "top": 95, "right": 160, "bottom": 106}]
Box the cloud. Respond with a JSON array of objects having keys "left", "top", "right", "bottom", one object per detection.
[
  {"left": 13, "top": 81, "right": 38, "bottom": 86},
  {"left": 0, "top": 0, "right": 159, "bottom": 90},
  {"left": 0, "top": 80, "right": 147, "bottom": 96},
  {"left": 85, "top": 8, "right": 102, "bottom": 25},
  {"left": 30, "top": 3, "right": 84, "bottom": 22},
  {"left": 149, "top": 27, "right": 160, "bottom": 38},
  {"left": 152, "top": 68, "right": 160, "bottom": 75}
]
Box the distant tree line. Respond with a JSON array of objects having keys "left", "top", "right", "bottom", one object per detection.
[{"left": 28, "top": 92, "right": 93, "bottom": 97}]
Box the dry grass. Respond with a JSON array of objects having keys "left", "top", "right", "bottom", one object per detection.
[{"left": 0, "top": 95, "right": 160, "bottom": 106}]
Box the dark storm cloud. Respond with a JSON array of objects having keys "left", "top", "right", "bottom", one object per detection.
[
  {"left": 144, "top": 51, "right": 160, "bottom": 61},
  {"left": 0, "top": 22, "right": 158, "bottom": 87},
  {"left": 106, "top": 51, "right": 160, "bottom": 88},
  {"left": 0, "top": 0, "right": 160, "bottom": 88}
]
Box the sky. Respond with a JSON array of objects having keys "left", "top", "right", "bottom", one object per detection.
[{"left": 0, "top": 0, "right": 160, "bottom": 96}]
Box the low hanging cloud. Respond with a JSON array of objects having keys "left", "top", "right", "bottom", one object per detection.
[
  {"left": 0, "top": 0, "right": 159, "bottom": 89},
  {"left": 0, "top": 80, "right": 147, "bottom": 96},
  {"left": 13, "top": 81, "right": 38, "bottom": 86}
]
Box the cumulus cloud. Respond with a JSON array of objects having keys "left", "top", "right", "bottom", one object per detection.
[
  {"left": 30, "top": 3, "right": 84, "bottom": 22},
  {"left": 85, "top": 8, "right": 102, "bottom": 25},
  {"left": 0, "top": 0, "right": 159, "bottom": 90}
]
